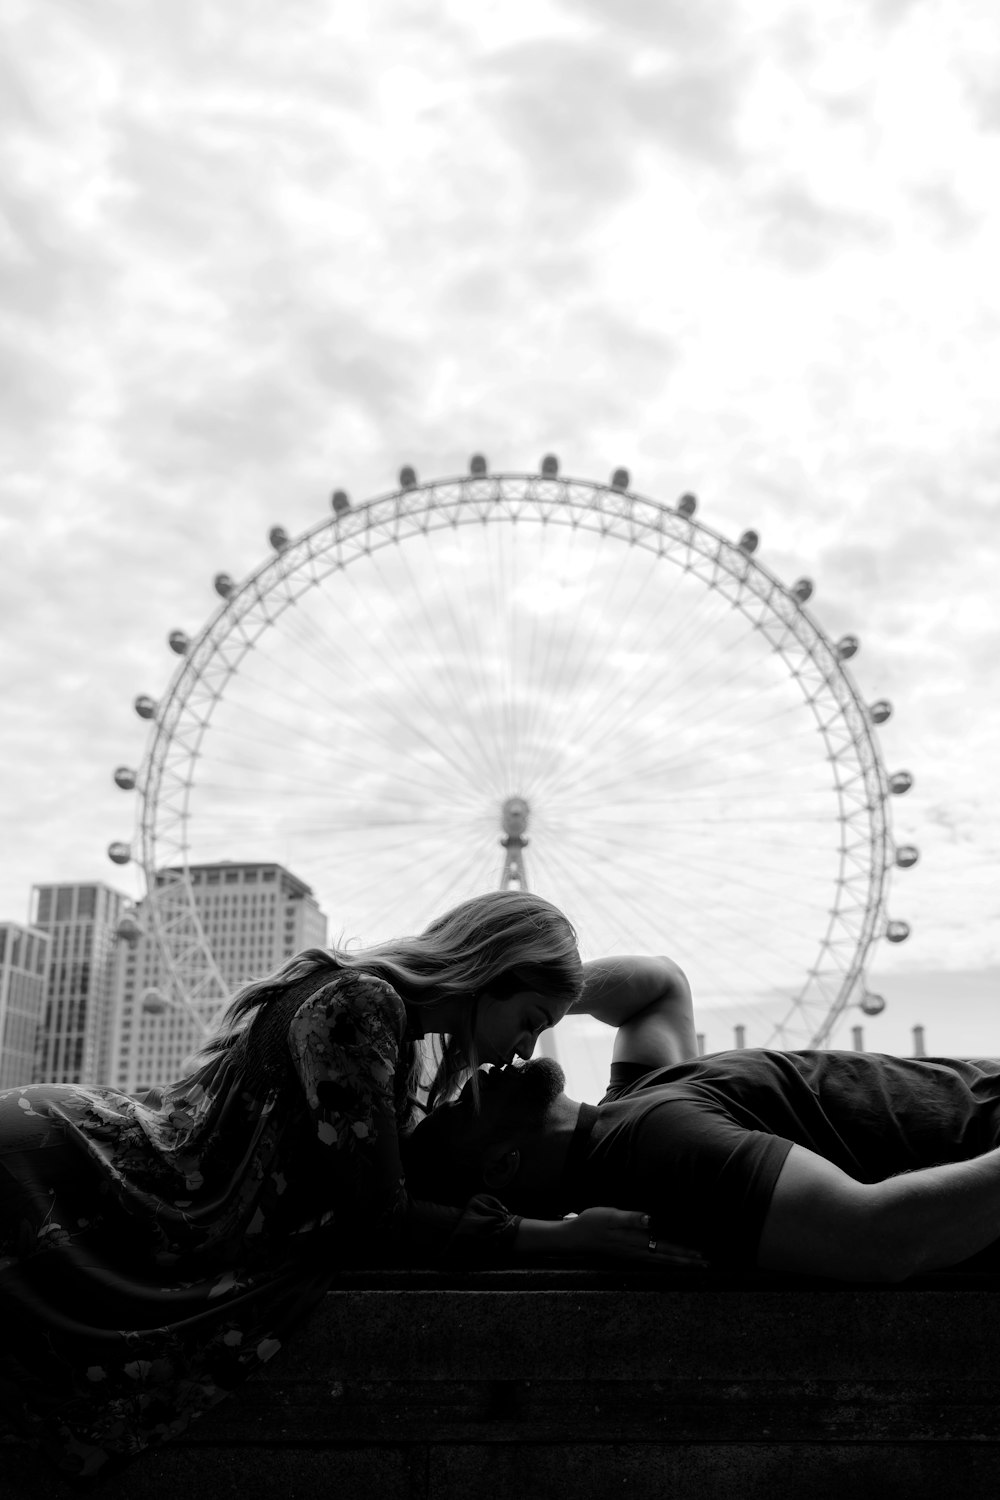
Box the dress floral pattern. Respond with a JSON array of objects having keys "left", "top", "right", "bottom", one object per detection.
[{"left": 0, "top": 971, "right": 515, "bottom": 1477}]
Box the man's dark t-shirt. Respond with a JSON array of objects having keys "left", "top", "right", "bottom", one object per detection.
[{"left": 558, "top": 1050, "right": 1000, "bottom": 1267}]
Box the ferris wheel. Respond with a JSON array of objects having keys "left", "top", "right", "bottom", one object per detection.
[{"left": 109, "top": 457, "right": 917, "bottom": 1063}]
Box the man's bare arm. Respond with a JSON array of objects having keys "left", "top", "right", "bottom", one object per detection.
[
  {"left": 758, "top": 1142, "right": 1000, "bottom": 1281},
  {"left": 572, "top": 956, "right": 698, "bottom": 1071}
]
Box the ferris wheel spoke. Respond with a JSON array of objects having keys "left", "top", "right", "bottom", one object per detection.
[
  {"left": 553, "top": 749, "right": 840, "bottom": 808},
  {"left": 555, "top": 569, "right": 744, "bottom": 756},
  {"left": 530, "top": 838, "right": 790, "bottom": 1005},
  {"left": 639, "top": 666, "right": 818, "bottom": 759},
  {"left": 223, "top": 651, "right": 482, "bottom": 799},
  {"left": 516, "top": 536, "right": 658, "bottom": 792},
  {"left": 545, "top": 602, "right": 720, "bottom": 773},
  {"left": 325, "top": 829, "right": 496, "bottom": 922},
  {"left": 423, "top": 844, "right": 506, "bottom": 921},
  {"left": 275, "top": 569, "right": 499, "bottom": 796},
  {"left": 445, "top": 528, "right": 534, "bottom": 795},
  {"left": 548, "top": 817, "right": 835, "bottom": 925},
  {"left": 542, "top": 678, "right": 807, "bottom": 805},
  {"left": 551, "top": 824, "right": 839, "bottom": 934},
  {"left": 512, "top": 523, "right": 625, "bottom": 788},
  {"left": 545, "top": 736, "right": 825, "bottom": 814},
  {"left": 385, "top": 534, "right": 512, "bottom": 789},
  {"left": 403, "top": 527, "right": 521, "bottom": 791},
  {"left": 555, "top": 658, "right": 807, "bottom": 800},
  {"left": 491, "top": 527, "right": 528, "bottom": 790},
  {"left": 540, "top": 783, "right": 834, "bottom": 822},
  {"left": 200, "top": 713, "right": 478, "bottom": 809},
  {"left": 537, "top": 819, "right": 836, "bottom": 885}
]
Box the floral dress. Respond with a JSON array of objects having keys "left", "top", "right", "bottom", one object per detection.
[{"left": 0, "top": 971, "right": 515, "bottom": 1478}]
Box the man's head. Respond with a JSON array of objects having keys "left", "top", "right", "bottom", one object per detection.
[{"left": 402, "top": 1057, "right": 573, "bottom": 1215}]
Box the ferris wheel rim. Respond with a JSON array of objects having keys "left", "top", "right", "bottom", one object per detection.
[{"left": 130, "top": 468, "right": 898, "bottom": 1046}]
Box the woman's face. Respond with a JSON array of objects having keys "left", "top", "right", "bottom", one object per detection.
[{"left": 472, "top": 988, "right": 572, "bottom": 1067}]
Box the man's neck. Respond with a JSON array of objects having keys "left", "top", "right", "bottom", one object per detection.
[{"left": 525, "top": 1093, "right": 582, "bottom": 1201}]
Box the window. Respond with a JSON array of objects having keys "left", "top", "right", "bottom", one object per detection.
[{"left": 77, "top": 887, "right": 96, "bottom": 919}]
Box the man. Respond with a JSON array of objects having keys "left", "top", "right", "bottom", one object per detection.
[{"left": 402, "top": 956, "right": 1000, "bottom": 1280}]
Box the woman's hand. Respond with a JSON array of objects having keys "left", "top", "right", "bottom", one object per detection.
[{"left": 561, "top": 1208, "right": 707, "bottom": 1268}]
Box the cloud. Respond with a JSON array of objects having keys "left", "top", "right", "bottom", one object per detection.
[
  {"left": 751, "top": 184, "right": 890, "bottom": 272},
  {"left": 1, "top": 0, "right": 999, "bottom": 1016}
]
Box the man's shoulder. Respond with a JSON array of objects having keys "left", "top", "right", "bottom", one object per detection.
[{"left": 597, "top": 1060, "right": 716, "bottom": 1112}]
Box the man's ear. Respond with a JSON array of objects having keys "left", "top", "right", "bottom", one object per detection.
[{"left": 481, "top": 1144, "right": 520, "bottom": 1191}]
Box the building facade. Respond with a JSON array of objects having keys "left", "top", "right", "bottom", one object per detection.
[
  {"left": 112, "top": 861, "right": 328, "bottom": 1092},
  {"left": 30, "top": 882, "right": 129, "bottom": 1086},
  {"left": 0, "top": 921, "right": 50, "bottom": 1089}
]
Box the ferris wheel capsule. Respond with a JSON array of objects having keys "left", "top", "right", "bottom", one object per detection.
[
  {"left": 889, "top": 770, "right": 913, "bottom": 795},
  {"left": 792, "top": 578, "right": 813, "bottom": 603},
  {"left": 399, "top": 466, "right": 418, "bottom": 490},
  {"left": 214, "top": 573, "right": 235, "bottom": 598},
  {"left": 738, "top": 530, "right": 759, "bottom": 555},
  {"left": 331, "top": 489, "right": 351, "bottom": 515},
  {"left": 469, "top": 455, "right": 488, "bottom": 476},
  {"left": 610, "top": 468, "right": 630, "bottom": 491},
  {"left": 116, "top": 913, "right": 142, "bottom": 942},
  {"left": 107, "top": 841, "right": 131, "bottom": 865},
  {"left": 869, "top": 699, "right": 893, "bottom": 725},
  {"left": 540, "top": 454, "right": 559, "bottom": 477},
  {"left": 113, "top": 766, "right": 137, "bottom": 790},
  {"left": 677, "top": 492, "right": 697, "bottom": 517},
  {"left": 269, "top": 526, "right": 290, "bottom": 553},
  {"left": 836, "top": 634, "right": 859, "bottom": 660},
  {"left": 895, "top": 844, "right": 920, "bottom": 868},
  {"left": 168, "top": 630, "right": 190, "bottom": 656},
  {"left": 886, "top": 919, "right": 911, "bottom": 943},
  {"left": 134, "top": 694, "right": 158, "bottom": 720},
  {"left": 141, "top": 987, "right": 167, "bottom": 1015},
  {"left": 860, "top": 991, "right": 886, "bottom": 1016}
]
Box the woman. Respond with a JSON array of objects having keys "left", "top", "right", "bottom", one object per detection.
[{"left": 0, "top": 890, "right": 661, "bottom": 1478}]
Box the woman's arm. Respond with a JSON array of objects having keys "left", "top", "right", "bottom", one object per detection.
[
  {"left": 573, "top": 956, "right": 698, "bottom": 1070},
  {"left": 515, "top": 1208, "right": 706, "bottom": 1268}
]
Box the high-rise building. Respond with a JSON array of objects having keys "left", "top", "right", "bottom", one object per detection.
[
  {"left": 0, "top": 921, "right": 50, "bottom": 1089},
  {"left": 112, "top": 861, "right": 328, "bottom": 1092},
  {"left": 31, "top": 883, "right": 129, "bottom": 1086}
]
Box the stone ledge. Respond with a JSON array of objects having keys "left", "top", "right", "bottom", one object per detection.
[{"left": 7, "top": 1270, "right": 1000, "bottom": 1499}]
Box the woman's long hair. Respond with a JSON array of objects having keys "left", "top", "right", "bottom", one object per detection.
[{"left": 204, "top": 890, "right": 583, "bottom": 1117}]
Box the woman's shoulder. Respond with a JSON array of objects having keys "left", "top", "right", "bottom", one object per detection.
[{"left": 291, "top": 968, "right": 407, "bottom": 1034}]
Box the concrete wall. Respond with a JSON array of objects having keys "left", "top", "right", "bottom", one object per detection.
[{"left": 6, "top": 1268, "right": 1000, "bottom": 1499}]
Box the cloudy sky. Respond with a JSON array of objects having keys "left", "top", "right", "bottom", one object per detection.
[{"left": 2, "top": 0, "right": 999, "bottom": 1086}]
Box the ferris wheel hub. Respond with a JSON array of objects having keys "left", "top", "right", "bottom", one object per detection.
[
  {"left": 500, "top": 797, "right": 530, "bottom": 890},
  {"left": 501, "top": 796, "right": 530, "bottom": 839}
]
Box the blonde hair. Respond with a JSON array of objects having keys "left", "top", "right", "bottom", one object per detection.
[{"left": 207, "top": 890, "right": 583, "bottom": 1118}]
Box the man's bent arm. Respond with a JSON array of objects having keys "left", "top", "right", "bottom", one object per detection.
[
  {"left": 573, "top": 957, "right": 698, "bottom": 1070},
  {"left": 758, "top": 1142, "right": 1000, "bottom": 1281}
]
